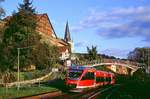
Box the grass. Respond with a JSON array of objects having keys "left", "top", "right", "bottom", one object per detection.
[
  {"left": 0, "top": 84, "right": 58, "bottom": 99},
  {"left": 110, "top": 80, "right": 150, "bottom": 99},
  {"left": 14, "top": 70, "right": 47, "bottom": 81},
  {"left": 109, "top": 70, "right": 150, "bottom": 99}
]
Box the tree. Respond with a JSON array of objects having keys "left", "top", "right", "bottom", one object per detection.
[
  {"left": 128, "top": 47, "right": 150, "bottom": 68},
  {"left": 87, "top": 45, "right": 98, "bottom": 61},
  {"left": 1, "top": 0, "right": 39, "bottom": 70},
  {"left": 0, "top": 0, "right": 6, "bottom": 72},
  {"left": 18, "top": 0, "right": 35, "bottom": 13},
  {"left": 32, "top": 43, "right": 60, "bottom": 69},
  {"left": 0, "top": 0, "right": 5, "bottom": 19},
  {"left": 0, "top": 0, "right": 60, "bottom": 71},
  {"left": 0, "top": 0, "right": 5, "bottom": 41}
]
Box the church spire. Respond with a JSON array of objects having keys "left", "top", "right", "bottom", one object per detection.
[{"left": 64, "top": 21, "right": 71, "bottom": 42}]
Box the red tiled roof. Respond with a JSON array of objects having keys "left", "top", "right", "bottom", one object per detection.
[{"left": 59, "top": 46, "right": 68, "bottom": 52}]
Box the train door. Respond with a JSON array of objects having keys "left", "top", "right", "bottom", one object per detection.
[
  {"left": 96, "top": 72, "right": 104, "bottom": 86},
  {"left": 78, "top": 71, "right": 95, "bottom": 88}
]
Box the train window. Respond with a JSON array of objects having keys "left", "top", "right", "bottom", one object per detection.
[
  {"left": 81, "top": 72, "right": 94, "bottom": 80},
  {"left": 109, "top": 77, "right": 111, "bottom": 82},
  {"left": 106, "top": 78, "right": 109, "bottom": 82},
  {"left": 105, "top": 77, "right": 111, "bottom": 82},
  {"left": 96, "top": 77, "right": 100, "bottom": 83},
  {"left": 69, "top": 71, "right": 82, "bottom": 79},
  {"left": 96, "top": 77, "right": 113, "bottom": 83},
  {"left": 101, "top": 77, "right": 103, "bottom": 81},
  {"left": 96, "top": 77, "right": 104, "bottom": 82},
  {"left": 105, "top": 78, "right": 107, "bottom": 82}
]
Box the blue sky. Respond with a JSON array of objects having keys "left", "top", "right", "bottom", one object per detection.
[{"left": 1, "top": 0, "right": 150, "bottom": 58}]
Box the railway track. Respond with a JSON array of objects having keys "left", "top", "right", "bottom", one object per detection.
[
  {"left": 51, "top": 84, "right": 120, "bottom": 99},
  {"left": 21, "top": 84, "right": 120, "bottom": 99},
  {"left": 87, "top": 84, "right": 120, "bottom": 99}
]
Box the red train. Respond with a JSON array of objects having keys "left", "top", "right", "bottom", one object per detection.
[{"left": 66, "top": 66, "right": 115, "bottom": 92}]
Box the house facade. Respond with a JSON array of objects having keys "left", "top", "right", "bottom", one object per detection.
[
  {"left": 1, "top": 13, "right": 73, "bottom": 60},
  {"left": 35, "top": 13, "right": 73, "bottom": 60}
]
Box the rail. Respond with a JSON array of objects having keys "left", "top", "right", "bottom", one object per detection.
[
  {"left": 87, "top": 84, "right": 121, "bottom": 99},
  {"left": 2, "top": 72, "right": 53, "bottom": 87}
]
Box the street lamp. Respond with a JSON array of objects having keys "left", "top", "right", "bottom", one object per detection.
[
  {"left": 17, "top": 48, "right": 20, "bottom": 90},
  {"left": 17, "top": 46, "right": 33, "bottom": 90}
]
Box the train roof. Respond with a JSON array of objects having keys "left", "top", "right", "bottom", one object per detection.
[
  {"left": 69, "top": 66, "right": 94, "bottom": 70},
  {"left": 68, "top": 66, "right": 114, "bottom": 75}
]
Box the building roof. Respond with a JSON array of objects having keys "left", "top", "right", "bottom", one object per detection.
[
  {"left": 59, "top": 46, "right": 68, "bottom": 52},
  {"left": 3, "top": 13, "right": 57, "bottom": 38},
  {"left": 36, "top": 13, "right": 58, "bottom": 38},
  {"left": 3, "top": 13, "right": 70, "bottom": 53},
  {"left": 36, "top": 14, "right": 69, "bottom": 53}
]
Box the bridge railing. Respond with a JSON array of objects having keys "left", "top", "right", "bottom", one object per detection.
[
  {"left": 74, "top": 59, "right": 144, "bottom": 68},
  {"left": 74, "top": 60, "right": 102, "bottom": 66}
]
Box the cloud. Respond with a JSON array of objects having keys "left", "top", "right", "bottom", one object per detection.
[
  {"left": 71, "top": 26, "right": 84, "bottom": 33},
  {"left": 74, "top": 42, "right": 84, "bottom": 47},
  {"left": 97, "top": 19, "right": 150, "bottom": 39},
  {"left": 72, "top": 6, "right": 150, "bottom": 42},
  {"left": 101, "top": 49, "right": 130, "bottom": 58}
]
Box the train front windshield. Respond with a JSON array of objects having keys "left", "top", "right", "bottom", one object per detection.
[{"left": 68, "top": 70, "right": 83, "bottom": 80}]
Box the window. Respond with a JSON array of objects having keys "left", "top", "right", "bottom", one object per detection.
[
  {"left": 108, "top": 77, "right": 111, "bottom": 82},
  {"left": 69, "top": 70, "right": 83, "bottom": 79},
  {"left": 81, "top": 72, "right": 94, "bottom": 80},
  {"left": 96, "top": 77, "right": 104, "bottom": 83},
  {"left": 103, "top": 77, "right": 112, "bottom": 82}
]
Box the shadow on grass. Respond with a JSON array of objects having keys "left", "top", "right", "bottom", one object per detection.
[{"left": 46, "top": 78, "right": 68, "bottom": 92}]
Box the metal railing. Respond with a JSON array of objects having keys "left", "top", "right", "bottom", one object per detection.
[{"left": 74, "top": 59, "right": 144, "bottom": 69}]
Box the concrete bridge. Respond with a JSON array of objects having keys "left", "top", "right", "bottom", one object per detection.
[
  {"left": 75, "top": 59, "right": 143, "bottom": 75},
  {"left": 92, "top": 62, "right": 140, "bottom": 75}
]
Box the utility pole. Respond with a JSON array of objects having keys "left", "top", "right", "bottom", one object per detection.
[
  {"left": 147, "top": 49, "right": 150, "bottom": 74},
  {"left": 17, "top": 46, "right": 33, "bottom": 90},
  {"left": 17, "top": 48, "right": 20, "bottom": 90}
]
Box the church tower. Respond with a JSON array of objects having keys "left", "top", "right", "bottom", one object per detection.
[
  {"left": 64, "top": 21, "right": 74, "bottom": 53},
  {"left": 64, "top": 21, "right": 71, "bottom": 42}
]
